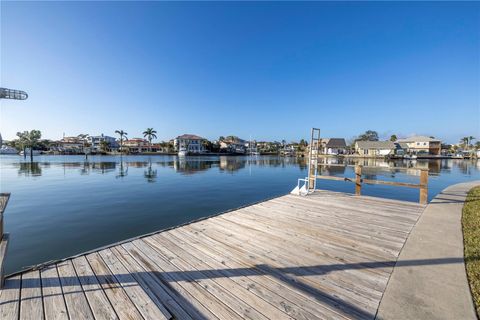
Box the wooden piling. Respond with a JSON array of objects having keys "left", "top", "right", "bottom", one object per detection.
[
  {"left": 0, "top": 193, "right": 10, "bottom": 288},
  {"left": 355, "top": 165, "right": 362, "bottom": 195},
  {"left": 419, "top": 170, "right": 429, "bottom": 205}
]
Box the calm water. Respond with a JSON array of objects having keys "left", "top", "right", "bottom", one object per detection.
[{"left": 1, "top": 155, "right": 479, "bottom": 274}]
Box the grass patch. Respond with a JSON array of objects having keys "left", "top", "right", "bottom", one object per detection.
[{"left": 463, "top": 186, "right": 480, "bottom": 317}]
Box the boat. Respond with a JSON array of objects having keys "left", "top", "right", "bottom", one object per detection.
[
  {"left": 20, "top": 148, "right": 41, "bottom": 156},
  {"left": 178, "top": 147, "right": 188, "bottom": 157},
  {"left": 0, "top": 145, "right": 18, "bottom": 154},
  {"left": 403, "top": 154, "right": 417, "bottom": 160},
  {"left": 234, "top": 147, "right": 246, "bottom": 154}
]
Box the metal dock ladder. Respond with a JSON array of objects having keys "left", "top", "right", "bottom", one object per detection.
[{"left": 292, "top": 128, "right": 321, "bottom": 195}]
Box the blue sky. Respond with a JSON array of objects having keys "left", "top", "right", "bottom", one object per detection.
[{"left": 1, "top": 2, "right": 479, "bottom": 143}]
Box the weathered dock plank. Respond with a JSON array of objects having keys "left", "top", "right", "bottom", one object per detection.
[
  {"left": 19, "top": 270, "right": 44, "bottom": 320},
  {"left": 40, "top": 264, "right": 68, "bottom": 320},
  {"left": 0, "top": 275, "right": 21, "bottom": 319},
  {"left": 57, "top": 260, "right": 94, "bottom": 319},
  {"left": 0, "top": 190, "right": 424, "bottom": 319},
  {"left": 71, "top": 256, "right": 119, "bottom": 320},
  {"left": 85, "top": 252, "right": 143, "bottom": 319}
]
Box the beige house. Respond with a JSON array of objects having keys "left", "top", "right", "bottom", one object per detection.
[
  {"left": 55, "top": 137, "right": 85, "bottom": 153},
  {"left": 396, "top": 136, "right": 441, "bottom": 155},
  {"left": 355, "top": 141, "right": 395, "bottom": 156},
  {"left": 123, "top": 138, "right": 159, "bottom": 153},
  {"left": 219, "top": 137, "right": 247, "bottom": 154}
]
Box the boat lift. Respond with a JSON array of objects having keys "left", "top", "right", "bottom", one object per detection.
[
  {"left": 0, "top": 87, "right": 28, "bottom": 146},
  {"left": 0, "top": 87, "right": 27, "bottom": 287},
  {"left": 291, "top": 128, "right": 321, "bottom": 196},
  {"left": 0, "top": 87, "right": 28, "bottom": 100}
]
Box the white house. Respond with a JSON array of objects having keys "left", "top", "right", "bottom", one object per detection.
[
  {"left": 320, "top": 138, "right": 347, "bottom": 155},
  {"left": 173, "top": 134, "right": 206, "bottom": 154},
  {"left": 355, "top": 141, "right": 395, "bottom": 156},
  {"left": 87, "top": 134, "right": 119, "bottom": 152}
]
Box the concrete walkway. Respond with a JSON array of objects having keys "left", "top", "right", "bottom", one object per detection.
[{"left": 376, "top": 181, "right": 480, "bottom": 320}]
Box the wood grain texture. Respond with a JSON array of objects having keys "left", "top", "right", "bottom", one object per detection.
[
  {"left": 40, "top": 264, "right": 68, "bottom": 320},
  {"left": 3, "top": 190, "right": 424, "bottom": 320},
  {"left": 19, "top": 270, "right": 44, "bottom": 320}
]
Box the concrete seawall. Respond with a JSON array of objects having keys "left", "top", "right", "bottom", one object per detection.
[{"left": 377, "top": 181, "right": 480, "bottom": 320}]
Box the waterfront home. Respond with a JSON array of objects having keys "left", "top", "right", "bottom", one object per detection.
[
  {"left": 355, "top": 140, "right": 395, "bottom": 156},
  {"left": 173, "top": 134, "right": 206, "bottom": 154},
  {"left": 219, "top": 136, "right": 247, "bottom": 154},
  {"left": 52, "top": 136, "right": 85, "bottom": 153},
  {"left": 87, "top": 134, "right": 119, "bottom": 152},
  {"left": 281, "top": 145, "right": 296, "bottom": 156},
  {"left": 441, "top": 144, "right": 453, "bottom": 156},
  {"left": 256, "top": 141, "right": 282, "bottom": 153},
  {"left": 123, "top": 138, "right": 158, "bottom": 153},
  {"left": 396, "top": 136, "right": 441, "bottom": 155},
  {"left": 320, "top": 138, "right": 347, "bottom": 155}
]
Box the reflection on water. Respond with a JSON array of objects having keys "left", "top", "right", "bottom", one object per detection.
[
  {"left": 0, "top": 155, "right": 479, "bottom": 274},
  {"left": 144, "top": 160, "right": 157, "bottom": 183},
  {"left": 15, "top": 162, "right": 43, "bottom": 177},
  {"left": 9, "top": 156, "right": 479, "bottom": 180},
  {"left": 8, "top": 156, "right": 311, "bottom": 178}
]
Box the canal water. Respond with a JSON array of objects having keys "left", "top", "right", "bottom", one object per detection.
[{"left": 1, "top": 155, "right": 479, "bottom": 274}]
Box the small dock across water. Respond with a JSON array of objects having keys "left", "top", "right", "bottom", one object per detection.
[{"left": 0, "top": 190, "right": 425, "bottom": 319}]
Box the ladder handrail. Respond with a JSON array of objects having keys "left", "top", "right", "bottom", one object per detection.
[{"left": 307, "top": 128, "right": 321, "bottom": 193}]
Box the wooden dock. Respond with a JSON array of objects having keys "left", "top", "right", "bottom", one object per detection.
[{"left": 0, "top": 190, "right": 425, "bottom": 320}]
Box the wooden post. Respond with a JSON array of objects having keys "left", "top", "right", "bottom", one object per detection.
[
  {"left": 0, "top": 193, "right": 10, "bottom": 289},
  {"left": 355, "top": 165, "right": 362, "bottom": 195},
  {"left": 419, "top": 170, "right": 428, "bottom": 204}
]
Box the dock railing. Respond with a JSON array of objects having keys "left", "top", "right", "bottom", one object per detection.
[
  {"left": 0, "top": 193, "right": 10, "bottom": 288},
  {"left": 312, "top": 164, "right": 429, "bottom": 204}
]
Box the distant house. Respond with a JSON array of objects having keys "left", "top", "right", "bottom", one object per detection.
[
  {"left": 396, "top": 136, "right": 441, "bottom": 155},
  {"left": 441, "top": 144, "right": 453, "bottom": 156},
  {"left": 395, "top": 142, "right": 409, "bottom": 155},
  {"left": 87, "top": 134, "right": 119, "bottom": 152},
  {"left": 355, "top": 141, "right": 395, "bottom": 156},
  {"left": 123, "top": 138, "right": 159, "bottom": 153},
  {"left": 219, "top": 137, "right": 247, "bottom": 154},
  {"left": 54, "top": 136, "right": 85, "bottom": 153},
  {"left": 320, "top": 138, "right": 347, "bottom": 155},
  {"left": 173, "top": 134, "right": 206, "bottom": 154}
]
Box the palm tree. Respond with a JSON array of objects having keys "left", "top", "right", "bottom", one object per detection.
[
  {"left": 461, "top": 137, "right": 469, "bottom": 149},
  {"left": 77, "top": 134, "right": 90, "bottom": 159},
  {"left": 468, "top": 136, "right": 476, "bottom": 149},
  {"left": 201, "top": 139, "right": 211, "bottom": 152},
  {"left": 143, "top": 128, "right": 157, "bottom": 152},
  {"left": 21, "top": 130, "right": 42, "bottom": 162},
  {"left": 16, "top": 131, "right": 28, "bottom": 159},
  {"left": 99, "top": 140, "right": 110, "bottom": 153},
  {"left": 115, "top": 130, "right": 128, "bottom": 153}
]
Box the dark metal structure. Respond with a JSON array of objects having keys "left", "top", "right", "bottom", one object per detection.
[
  {"left": 0, "top": 88, "right": 27, "bottom": 286},
  {"left": 0, "top": 87, "right": 28, "bottom": 100}
]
